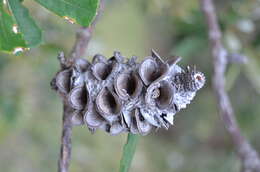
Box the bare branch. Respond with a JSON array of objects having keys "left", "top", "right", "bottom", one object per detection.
[
  {"left": 200, "top": 0, "right": 260, "bottom": 171},
  {"left": 57, "top": 1, "right": 105, "bottom": 172},
  {"left": 58, "top": 104, "right": 73, "bottom": 172}
]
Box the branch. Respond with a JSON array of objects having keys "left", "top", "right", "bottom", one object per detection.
[
  {"left": 200, "top": 0, "right": 260, "bottom": 171},
  {"left": 57, "top": 1, "right": 105, "bottom": 172},
  {"left": 58, "top": 104, "right": 73, "bottom": 172}
]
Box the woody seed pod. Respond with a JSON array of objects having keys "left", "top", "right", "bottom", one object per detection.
[{"left": 51, "top": 50, "right": 205, "bottom": 135}]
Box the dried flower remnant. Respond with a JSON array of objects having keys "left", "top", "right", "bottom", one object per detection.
[{"left": 51, "top": 50, "right": 205, "bottom": 135}]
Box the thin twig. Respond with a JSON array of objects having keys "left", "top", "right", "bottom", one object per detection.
[
  {"left": 200, "top": 0, "right": 260, "bottom": 171},
  {"left": 58, "top": 104, "right": 73, "bottom": 172},
  {"left": 57, "top": 1, "right": 105, "bottom": 172}
]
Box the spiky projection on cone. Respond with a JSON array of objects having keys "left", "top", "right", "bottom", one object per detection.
[{"left": 51, "top": 50, "right": 205, "bottom": 135}]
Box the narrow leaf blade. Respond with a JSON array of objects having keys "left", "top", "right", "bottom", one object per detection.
[{"left": 119, "top": 133, "right": 139, "bottom": 172}]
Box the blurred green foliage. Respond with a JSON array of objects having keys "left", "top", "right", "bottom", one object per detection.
[{"left": 0, "top": 0, "right": 260, "bottom": 171}]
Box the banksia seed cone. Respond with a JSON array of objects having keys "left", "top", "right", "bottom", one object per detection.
[{"left": 51, "top": 50, "right": 205, "bottom": 135}]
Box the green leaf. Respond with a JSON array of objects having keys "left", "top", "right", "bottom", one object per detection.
[
  {"left": 8, "top": 0, "right": 42, "bottom": 47},
  {"left": 119, "top": 133, "right": 139, "bottom": 172},
  {"left": 0, "top": 1, "right": 26, "bottom": 53},
  {"left": 34, "top": 0, "right": 100, "bottom": 27},
  {"left": 0, "top": 0, "right": 42, "bottom": 54}
]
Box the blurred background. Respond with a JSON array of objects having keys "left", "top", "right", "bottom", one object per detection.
[{"left": 1, "top": 0, "right": 260, "bottom": 171}]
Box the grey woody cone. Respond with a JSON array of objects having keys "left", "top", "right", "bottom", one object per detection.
[{"left": 51, "top": 50, "right": 205, "bottom": 136}]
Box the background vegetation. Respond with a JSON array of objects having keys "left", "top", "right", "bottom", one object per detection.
[{"left": 0, "top": 0, "right": 260, "bottom": 171}]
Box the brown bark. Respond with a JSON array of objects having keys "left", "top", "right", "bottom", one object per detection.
[{"left": 58, "top": 104, "right": 73, "bottom": 172}]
